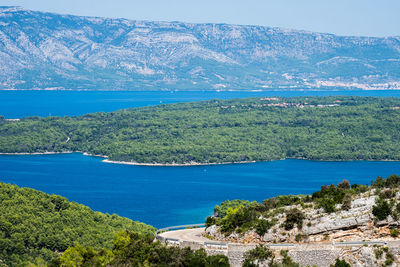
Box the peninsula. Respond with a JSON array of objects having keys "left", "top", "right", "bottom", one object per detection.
[{"left": 1, "top": 96, "right": 400, "bottom": 165}]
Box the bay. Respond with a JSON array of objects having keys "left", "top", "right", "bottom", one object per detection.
[{"left": 0, "top": 153, "right": 399, "bottom": 228}]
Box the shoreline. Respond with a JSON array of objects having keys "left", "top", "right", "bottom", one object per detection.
[
  {"left": 0, "top": 151, "right": 73, "bottom": 155},
  {"left": 1, "top": 151, "right": 400, "bottom": 166},
  {"left": 102, "top": 159, "right": 257, "bottom": 167}
]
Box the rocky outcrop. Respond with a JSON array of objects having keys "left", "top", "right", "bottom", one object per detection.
[
  {"left": 302, "top": 195, "right": 375, "bottom": 236},
  {"left": 206, "top": 191, "right": 400, "bottom": 244}
]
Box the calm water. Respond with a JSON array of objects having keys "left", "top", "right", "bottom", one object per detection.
[
  {"left": 1, "top": 90, "right": 400, "bottom": 228},
  {"left": 2, "top": 90, "right": 400, "bottom": 118},
  {"left": 0, "top": 153, "right": 399, "bottom": 228}
]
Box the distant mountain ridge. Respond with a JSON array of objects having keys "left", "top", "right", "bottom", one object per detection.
[{"left": 1, "top": 6, "right": 400, "bottom": 90}]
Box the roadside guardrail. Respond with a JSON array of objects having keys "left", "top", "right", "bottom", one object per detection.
[
  {"left": 332, "top": 241, "right": 387, "bottom": 246},
  {"left": 204, "top": 241, "right": 228, "bottom": 249}
]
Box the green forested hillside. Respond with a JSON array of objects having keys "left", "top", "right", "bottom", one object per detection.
[
  {"left": 1, "top": 96, "right": 400, "bottom": 164},
  {"left": 0, "top": 182, "right": 155, "bottom": 266},
  {"left": 56, "top": 230, "right": 229, "bottom": 267}
]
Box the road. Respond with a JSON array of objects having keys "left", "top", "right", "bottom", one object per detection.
[
  {"left": 159, "top": 227, "right": 210, "bottom": 243},
  {"left": 158, "top": 227, "right": 400, "bottom": 248}
]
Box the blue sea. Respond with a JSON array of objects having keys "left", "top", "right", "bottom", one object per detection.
[
  {"left": 1, "top": 89, "right": 400, "bottom": 228},
  {"left": 2, "top": 89, "right": 400, "bottom": 118},
  {"left": 0, "top": 153, "right": 399, "bottom": 228}
]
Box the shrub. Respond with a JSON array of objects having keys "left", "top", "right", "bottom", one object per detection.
[
  {"left": 295, "top": 233, "right": 307, "bottom": 242},
  {"left": 277, "top": 249, "right": 300, "bottom": 267},
  {"left": 255, "top": 219, "right": 274, "bottom": 236},
  {"left": 352, "top": 184, "right": 368, "bottom": 193},
  {"left": 385, "top": 251, "right": 394, "bottom": 266},
  {"left": 372, "top": 175, "right": 400, "bottom": 189},
  {"left": 338, "top": 180, "right": 350, "bottom": 189},
  {"left": 372, "top": 198, "right": 392, "bottom": 221},
  {"left": 385, "top": 175, "right": 400, "bottom": 188},
  {"left": 396, "top": 203, "right": 400, "bottom": 213},
  {"left": 317, "top": 198, "right": 336, "bottom": 213},
  {"left": 379, "top": 189, "right": 394, "bottom": 199},
  {"left": 213, "top": 200, "right": 255, "bottom": 217},
  {"left": 284, "top": 209, "right": 305, "bottom": 230},
  {"left": 330, "top": 258, "right": 351, "bottom": 267},
  {"left": 372, "top": 176, "right": 385, "bottom": 188},
  {"left": 374, "top": 248, "right": 383, "bottom": 259},
  {"left": 341, "top": 194, "right": 352, "bottom": 210},
  {"left": 205, "top": 216, "right": 216, "bottom": 227},
  {"left": 242, "top": 245, "right": 273, "bottom": 267},
  {"left": 390, "top": 228, "right": 399, "bottom": 237},
  {"left": 218, "top": 206, "right": 257, "bottom": 234}
]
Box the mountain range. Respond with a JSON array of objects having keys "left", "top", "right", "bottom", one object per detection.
[{"left": 1, "top": 6, "right": 400, "bottom": 90}]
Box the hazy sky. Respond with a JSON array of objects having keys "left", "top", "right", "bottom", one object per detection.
[{"left": 1, "top": 0, "right": 399, "bottom": 37}]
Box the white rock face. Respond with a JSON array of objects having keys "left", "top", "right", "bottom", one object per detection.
[{"left": 1, "top": 6, "right": 400, "bottom": 90}]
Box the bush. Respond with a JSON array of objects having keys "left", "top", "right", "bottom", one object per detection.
[
  {"left": 284, "top": 209, "right": 305, "bottom": 230},
  {"left": 338, "top": 180, "right": 350, "bottom": 189},
  {"left": 330, "top": 258, "right": 351, "bottom": 267},
  {"left": 295, "top": 233, "right": 307, "bottom": 242},
  {"left": 218, "top": 206, "right": 257, "bottom": 234},
  {"left": 317, "top": 198, "right": 336, "bottom": 213},
  {"left": 255, "top": 219, "right": 274, "bottom": 236},
  {"left": 243, "top": 245, "right": 273, "bottom": 267},
  {"left": 385, "top": 251, "right": 394, "bottom": 266},
  {"left": 205, "top": 216, "right": 216, "bottom": 227},
  {"left": 374, "top": 248, "right": 383, "bottom": 259},
  {"left": 213, "top": 200, "right": 255, "bottom": 218},
  {"left": 390, "top": 228, "right": 399, "bottom": 237},
  {"left": 396, "top": 203, "right": 400, "bottom": 213},
  {"left": 274, "top": 250, "right": 300, "bottom": 267},
  {"left": 372, "top": 198, "right": 392, "bottom": 221},
  {"left": 341, "top": 194, "right": 352, "bottom": 210},
  {"left": 379, "top": 189, "right": 394, "bottom": 199},
  {"left": 372, "top": 175, "right": 400, "bottom": 188}
]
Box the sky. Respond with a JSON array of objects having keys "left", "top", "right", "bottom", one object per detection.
[{"left": 1, "top": 0, "right": 399, "bottom": 37}]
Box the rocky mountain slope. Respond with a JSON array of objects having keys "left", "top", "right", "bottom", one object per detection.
[
  {"left": 205, "top": 175, "right": 400, "bottom": 265},
  {"left": 1, "top": 6, "right": 400, "bottom": 90}
]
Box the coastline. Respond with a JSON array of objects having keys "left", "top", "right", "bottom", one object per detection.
[
  {"left": 102, "top": 159, "right": 257, "bottom": 167},
  {"left": 1, "top": 151, "right": 400, "bottom": 166},
  {"left": 0, "top": 151, "right": 73, "bottom": 155}
]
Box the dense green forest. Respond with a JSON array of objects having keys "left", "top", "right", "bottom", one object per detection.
[
  {"left": 1, "top": 96, "right": 400, "bottom": 164},
  {"left": 56, "top": 230, "right": 229, "bottom": 267},
  {"left": 0, "top": 182, "right": 155, "bottom": 266}
]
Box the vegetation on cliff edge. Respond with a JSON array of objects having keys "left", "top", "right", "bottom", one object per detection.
[{"left": 207, "top": 175, "right": 400, "bottom": 236}]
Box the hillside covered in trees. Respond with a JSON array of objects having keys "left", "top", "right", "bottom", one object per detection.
[
  {"left": 1, "top": 96, "right": 400, "bottom": 164},
  {"left": 0, "top": 182, "right": 155, "bottom": 266}
]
